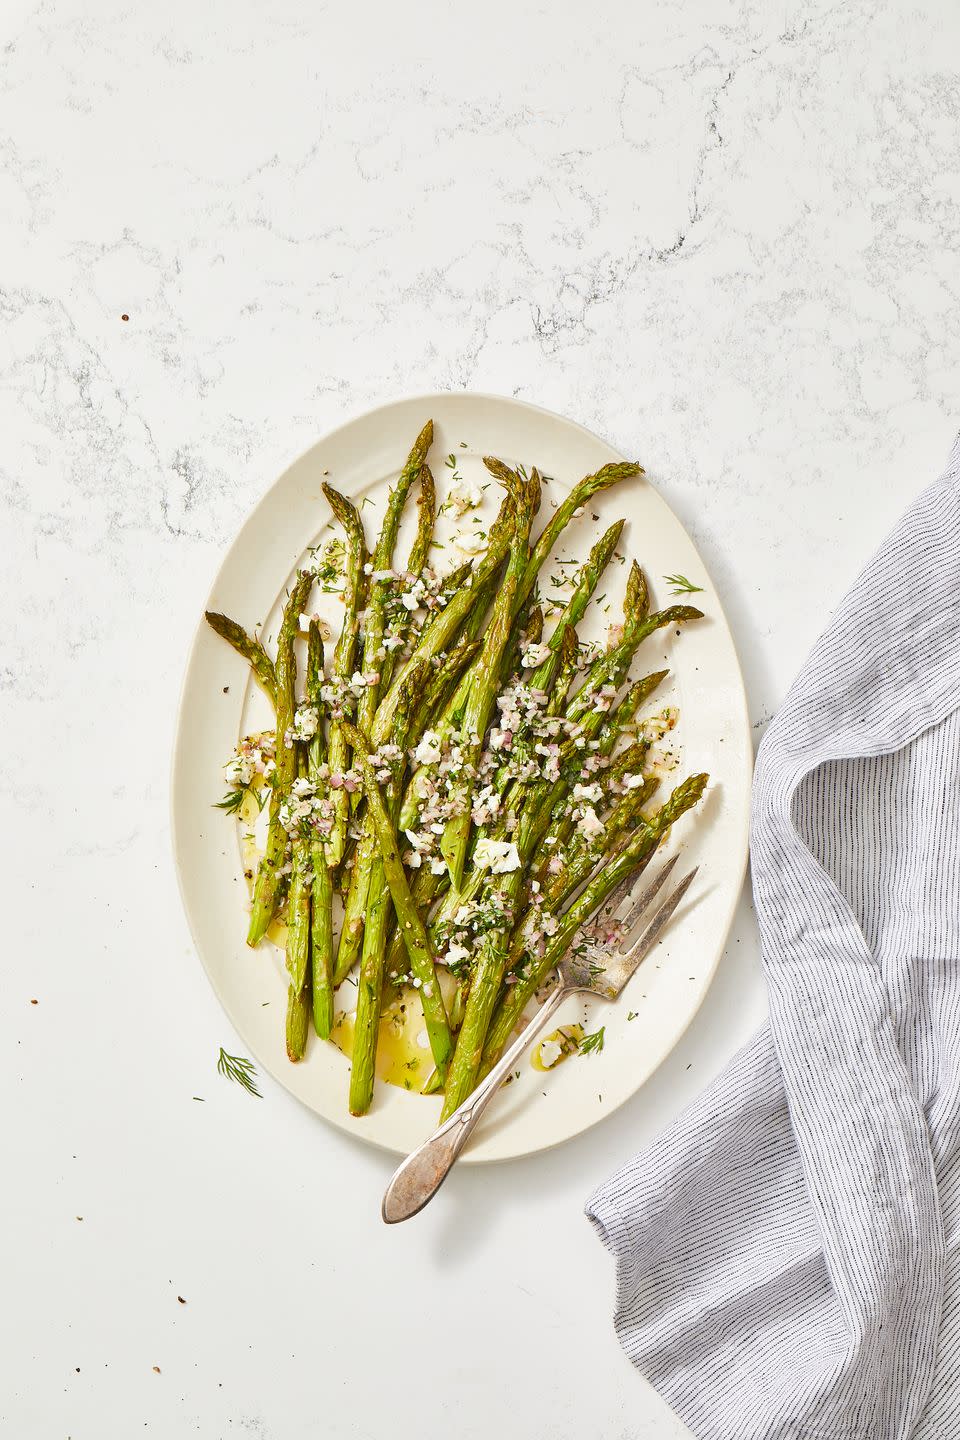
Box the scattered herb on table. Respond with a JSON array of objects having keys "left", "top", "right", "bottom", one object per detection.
[{"left": 216, "top": 1048, "right": 261, "bottom": 1098}]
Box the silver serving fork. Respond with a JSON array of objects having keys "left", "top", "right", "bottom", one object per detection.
[{"left": 381, "top": 858, "right": 698, "bottom": 1223}]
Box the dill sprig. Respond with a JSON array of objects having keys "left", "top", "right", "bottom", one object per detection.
[
  {"left": 216, "top": 1047, "right": 262, "bottom": 1097},
  {"left": 215, "top": 783, "right": 266, "bottom": 816},
  {"left": 665, "top": 573, "right": 703, "bottom": 595},
  {"left": 579, "top": 1026, "right": 606, "bottom": 1057},
  {"left": 215, "top": 788, "right": 247, "bottom": 815}
]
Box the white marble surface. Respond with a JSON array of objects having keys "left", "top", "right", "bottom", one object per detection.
[{"left": 4, "top": 0, "right": 960, "bottom": 1436}]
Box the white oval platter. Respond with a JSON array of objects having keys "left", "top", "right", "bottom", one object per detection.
[{"left": 172, "top": 393, "right": 751, "bottom": 1162}]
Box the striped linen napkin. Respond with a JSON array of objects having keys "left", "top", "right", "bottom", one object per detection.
[{"left": 587, "top": 436, "right": 960, "bottom": 1440}]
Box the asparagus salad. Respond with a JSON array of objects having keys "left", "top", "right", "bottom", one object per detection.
[{"left": 205, "top": 421, "right": 708, "bottom": 1120}]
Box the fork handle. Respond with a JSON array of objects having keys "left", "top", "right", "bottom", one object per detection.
[{"left": 381, "top": 981, "right": 570, "bottom": 1223}]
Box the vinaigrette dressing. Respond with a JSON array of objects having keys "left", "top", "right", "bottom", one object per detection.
[
  {"left": 531, "top": 1025, "right": 583, "bottom": 1071},
  {"left": 236, "top": 755, "right": 601, "bottom": 1093}
]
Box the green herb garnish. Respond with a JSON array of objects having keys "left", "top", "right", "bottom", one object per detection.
[
  {"left": 215, "top": 788, "right": 247, "bottom": 815},
  {"left": 665, "top": 574, "right": 703, "bottom": 595},
  {"left": 216, "top": 1048, "right": 262, "bottom": 1097},
  {"left": 579, "top": 1026, "right": 606, "bottom": 1056}
]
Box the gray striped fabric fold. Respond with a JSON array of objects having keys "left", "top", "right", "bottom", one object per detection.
[{"left": 587, "top": 436, "right": 960, "bottom": 1440}]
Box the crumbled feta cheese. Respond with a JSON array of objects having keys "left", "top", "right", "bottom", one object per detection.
[
  {"left": 290, "top": 705, "right": 319, "bottom": 742},
  {"left": 474, "top": 838, "right": 521, "bottom": 874},
  {"left": 414, "top": 730, "right": 443, "bottom": 766},
  {"left": 275, "top": 774, "right": 338, "bottom": 842},
  {"left": 430, "top": 856, "right": 448, "bottom": 876},
  {"left": 471, "top": 784, "right": 501, "bottom": 826},
  {"left": 224, "top": 756, "right": 253, "bottom": 787},
  {"left": 448, "top": 473, "right": 484, "bottom": 516},
  {"left": 520, "top": 641, "right": 551, "bottom": 669},
  {"left": 445, "top": 942, "right": 470, "bottom": 968},
  {"left": 539, "top": 1039, "right": 562, "bottom": 1068},
  {"left": 453, "top": 529, "right": 486, "bottom": 558},
  {"left": 578, "top": 806, "right": 605, "bottom": 840},
  {"left": 400, "top": 578, "right": 426, "bottom": 612}
]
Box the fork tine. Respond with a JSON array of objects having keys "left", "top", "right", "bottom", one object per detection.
[
  {"left": 590, "top": 849, "right": 676, "bottom": 931},
  {"left": 621, "top": 866, "right": 698, "bottom": 976},
  {"left": 593, "top": 868, "right": 639, "bottom": 922},
  {"left": 612, "top": 853, "right": 679, "bottom": 933}
]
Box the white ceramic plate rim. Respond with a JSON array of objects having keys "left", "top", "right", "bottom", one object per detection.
[{"left": 171, "top": 392, "right": 751, "bottom": 1162}]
